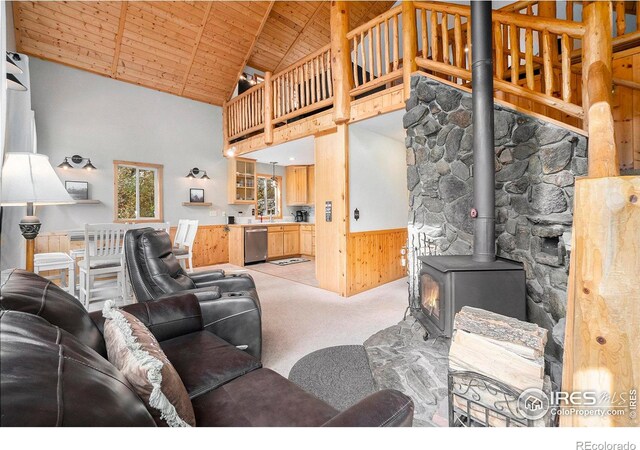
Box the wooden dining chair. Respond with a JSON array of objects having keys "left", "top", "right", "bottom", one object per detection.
[{"left": 78, "top": 223, "right": 128, "bottom": 309}]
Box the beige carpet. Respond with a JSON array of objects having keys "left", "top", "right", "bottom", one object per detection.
[{"left": 204, "top": 264, "right": 409, "bottom": 377}]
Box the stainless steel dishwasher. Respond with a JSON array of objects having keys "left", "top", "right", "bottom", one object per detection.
[{"left": 244, "top": 226, "right": 268, "bottom": 264}]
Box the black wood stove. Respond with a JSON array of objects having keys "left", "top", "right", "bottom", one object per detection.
[{"left": 413, "top": 2, "right": 526, "bottom": 339}]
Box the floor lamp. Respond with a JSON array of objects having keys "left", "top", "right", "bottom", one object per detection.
[{"left": 1, "top": 152, "right": 74, "bottom": 271}]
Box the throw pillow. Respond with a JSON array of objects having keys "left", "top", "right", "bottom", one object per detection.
[{"left": 102, "top": 300, "right": 196, "bottom": 427}]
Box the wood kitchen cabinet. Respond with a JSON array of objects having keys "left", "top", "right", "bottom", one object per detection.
[
  {"left": 283, "top": 229, "right": 299, "bottom": 255},
  {"left": 286, "top": 165, "right": 315, "bottom": 206},
  {"left": 267, "top": 228, "right": 284, "bottom": 258},
  {"left": 227, "top": 157, "right": 256, "bottom": 204},
  {"left": 300, "top": 225, "right": 315, "bottom": 256}
]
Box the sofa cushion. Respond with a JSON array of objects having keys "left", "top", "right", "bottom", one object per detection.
[
  {"left": 0, "top": 310, "right": 156, "bottom": 427},
  {"left": 0, "top": 269, "right": 107, "bottom": 357},
  {"left": 191, "top": 368, "right": 338, "bottom": 427},
  {"left": 103, "top": 301, "right": 196, "bottom": 427},
  {"left": 160, "top": 330, "right": 262, "bottom": 399}
]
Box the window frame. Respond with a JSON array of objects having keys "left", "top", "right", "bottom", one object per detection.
[
  {"left": 113, "top": 160, "right": 164, "bottom": 223},
  {"left": 255, "top": 173, "right": 282, "bottom": 219}
]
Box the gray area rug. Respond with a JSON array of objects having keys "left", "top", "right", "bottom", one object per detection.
[
  {"left": 364, "top": 319, "right": 451, "bottom": 427},
  {"left": 288, "top": 345, "right": 376, "bottom": 411}
]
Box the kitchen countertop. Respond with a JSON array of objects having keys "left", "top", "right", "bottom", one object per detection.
[{"left": 228, "top": 222, "right": 315, "bottom": 227}]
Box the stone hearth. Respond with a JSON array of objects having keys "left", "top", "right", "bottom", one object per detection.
[{"left": 404, "top": 75, "right": 588, "bottom": 387}]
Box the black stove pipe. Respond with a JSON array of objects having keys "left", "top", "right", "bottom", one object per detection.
[{"left": 471, "top": 1, "right": 496, "bottom": 263}]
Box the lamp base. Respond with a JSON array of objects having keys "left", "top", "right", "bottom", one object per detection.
[{"left": 19, "top": 215, "right": 41, "bottom": 272}]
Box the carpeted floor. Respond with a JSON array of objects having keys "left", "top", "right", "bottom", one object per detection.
[
  {"left": 288, "top": 345, "right": 376, "bottom": 411},
  {"left": 203, "top": 263, "right": 409, "bottom": 376}
]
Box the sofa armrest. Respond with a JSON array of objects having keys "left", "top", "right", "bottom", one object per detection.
[
  {"left": 189, "top": 270, "right": 226, "bottom": 284},
  {"left": 198, "top": 292, "right": 262, "bottom": 360},
  {"left": 322, "top": 390, "right": 414, "bottom": 427},
  {"left": 193, "top": 273, "right": 256, "bottom": 294},
  {"left": 90, "top": 292, "right": 203, "bottom": 342},
  {"left": 159, "top": 286, "right": 222, "bottom": 303}
]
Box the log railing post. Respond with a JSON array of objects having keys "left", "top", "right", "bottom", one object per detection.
[
  {"left": 330, "top": 0, "right": 353, "bottom": 124},
  {"left": 222, "top": 100, "right": 229, "bottom": 152},
  {"left": 264, "top": 71, "right": 273, "bottom": 145},
  {"left": 402, "top": 1, "right": 417, "bottom": 100},
  {"left": 581, "top": 0, "right": 618, "bottom": 177}
]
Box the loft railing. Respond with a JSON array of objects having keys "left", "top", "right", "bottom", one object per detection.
[
  {"left": 223, "top": 1, "right": 636, "bottom": 151},
  {"left": 272, "top": 46, "right": 333, "bottom": 124},
  {"left": 347, "top": 5, "right": 404, "bottom": 96}
]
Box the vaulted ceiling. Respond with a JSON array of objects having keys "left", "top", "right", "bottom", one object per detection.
[{"left": 12, "top": 1, "right": 395, "bottom": 106}]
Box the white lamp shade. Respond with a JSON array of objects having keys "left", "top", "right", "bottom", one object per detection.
[{"left": 1, "top": 152, "right": 75, "bottom": 206}]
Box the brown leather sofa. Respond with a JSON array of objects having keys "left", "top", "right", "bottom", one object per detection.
[{"left": 0, "top": 269, "right": 414, "bottom": 427}]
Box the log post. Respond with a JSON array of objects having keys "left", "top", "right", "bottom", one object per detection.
[
  {"left": 222, "top": 100, "right": 229, "bottom": 154},
  {"left": 538, "top": 0, "right": 558, "bottom": 94},
  {"left": 561, "top": 177, "right": 640, "bottom": 427},
  {"left": 264, "top": 71, "right": 273, "bottom": 145},
  {"left": 582, "top": 1, "right": 618, "bottom": 177},
  {"left": 330, "top": 0, "right": 353, "bottom": 124},
  {"left": 402, "top": 1, "right": 417, "bottom": 101}
]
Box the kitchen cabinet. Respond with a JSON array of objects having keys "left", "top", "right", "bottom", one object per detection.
[
  {"left": 300, "top": 224, "right": 315, "bottom": 256},
  {"left": 268, "top": 225, "right": 300, "bottom": 258},
  {"left": 267, "top": 228, "right": 284, "bottom": 258},
  {"left": 283, "top": 229, "right": 300, "bottom": 255},
  {"left": 307, "top": 165, "right": 315, "bottom": 206},
  {"left": 227, "top": 157, "right": 256, "bottom": 204},
  {"left": 286, "top": 165, "right": 315, "bottom": 206}
]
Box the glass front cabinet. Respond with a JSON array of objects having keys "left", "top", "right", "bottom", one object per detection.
[{"left": 227, "top": 157, "right": 257, "bottom": 204}]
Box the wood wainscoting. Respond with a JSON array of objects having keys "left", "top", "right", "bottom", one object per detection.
[
  {"left": 346, "top": 228, "right": 408, "bottom": 296},
  {"left": 169, "top": 225, "right": 229, "bottom": 268}
]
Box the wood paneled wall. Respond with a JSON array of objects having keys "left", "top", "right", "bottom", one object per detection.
[
  {"left": 346, "top": 228, "right": 408, "bottom": 296},
  {"left": 612, "top": 47, "right": 640, "bottom": 171},
  {"left": 314, "top": 126, "right": 348, "bottom": 296},
  {"left": 35, "top": 225, "right": 229, "bottom": 271},
  {"left": 169, "top": 224, "right": 229, "bottom": 267}
]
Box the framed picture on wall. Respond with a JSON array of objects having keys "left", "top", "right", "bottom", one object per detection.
[
  {"left": 65, "top": 181, "right": 89, "bottom": 200},
  {"left": 190, "top": 188, "right": 205, "bottom": 203}
]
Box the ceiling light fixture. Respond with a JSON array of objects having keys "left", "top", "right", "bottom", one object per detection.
[
  {"left": 226, "top": 147, "right": 236, "bottom": 157},
  {"left": 186, "top": 167, "right": 210, "bottom": 180}
]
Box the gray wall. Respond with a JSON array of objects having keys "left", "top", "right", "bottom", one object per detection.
[
  {"left": 29, "top": 58, "right": 235, "bottom": 234},
  {"left": 349, "top": 127, "right": 407, "bottom": 232}
]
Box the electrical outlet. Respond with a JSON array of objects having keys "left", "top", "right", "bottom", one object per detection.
[
  {"left": 209, "top": 209, "right": 218, "bottom": 217},
  {"left": 222, "top": 211, "right": 226, "bottom": 217}
]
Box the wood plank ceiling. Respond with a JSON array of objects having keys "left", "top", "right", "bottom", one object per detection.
[{"left": 12, "top": 1, "right": 395, "bottom": 106}]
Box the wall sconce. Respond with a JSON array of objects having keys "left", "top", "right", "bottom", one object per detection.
[
  {"left": 6, "top": 52, "right": 27, "bottom": 91},
  {"left": 186, "top": 167, "right": 210, "bottom": 179},
  {"left": 58, "top": 155, "right": 97, "bottom": 170}
]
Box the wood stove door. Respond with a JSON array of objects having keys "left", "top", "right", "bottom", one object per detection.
[{"left": 419, "top": 268, "right": 446, "bottom": 334}]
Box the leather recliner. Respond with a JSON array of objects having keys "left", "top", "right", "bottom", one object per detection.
[
  {"left": 124, "top": 227, "right": 262, "bottom": 359},
  {"left": 0, "top": 269, "right": 414, "bottom": 427}
]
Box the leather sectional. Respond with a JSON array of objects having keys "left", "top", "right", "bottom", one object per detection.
[{"left": 0, "top": 269, "right": 414, "bottom": 427}]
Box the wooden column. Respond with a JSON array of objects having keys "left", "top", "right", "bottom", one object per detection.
[
  {"left": 222, "top": 100, "right": 229, "bottom": 153},
  {"left": 582, "top": 1, "right": 618, "bottom": 178},
  {"left": 264, "top": 71, "right": 273, "bottom": 145},
  {"left": 330, "top": 1, "right": 353, "bottom": 124},
  {"left": 561, "top": 177, "right": 640, "bottom": 427},
  {"left": 402, "top": 1, "right": 417, "bottom": 100}
]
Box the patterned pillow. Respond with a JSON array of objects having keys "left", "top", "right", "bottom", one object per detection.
[{"left": 102, "top": 301, "right": 196, "bottom": 427}]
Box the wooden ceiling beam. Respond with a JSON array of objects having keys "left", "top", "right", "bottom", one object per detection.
[
  {"left": 180, "top": 2, "right": 214, "bottom": 95},
  {"left": 272, "top": 2, "right": 324, "bottom": 73},
  {"left": 226, "top": 0, "right": 275, "bottom": 101},
  {"left": 111, "top": 1, "right": 128, "bottom": 77}
]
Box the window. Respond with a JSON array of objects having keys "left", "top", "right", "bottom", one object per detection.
[
  {"left": 255, "top": 174, "right": 281, "bottom": 218},
  {"left": 114, "top": 160, "right": 163, "bottom": 222}
]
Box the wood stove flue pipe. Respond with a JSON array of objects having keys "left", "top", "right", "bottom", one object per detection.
[{"left": 471, "top": 0, "right": 496, "bottom": 263}]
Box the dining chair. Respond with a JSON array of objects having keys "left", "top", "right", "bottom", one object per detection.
[
  {"left": 78, "top": 223, "right": 128, "bottom": 309},
  {"left": 174, "top": 219, "right": 199, "bottom": 272}
]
